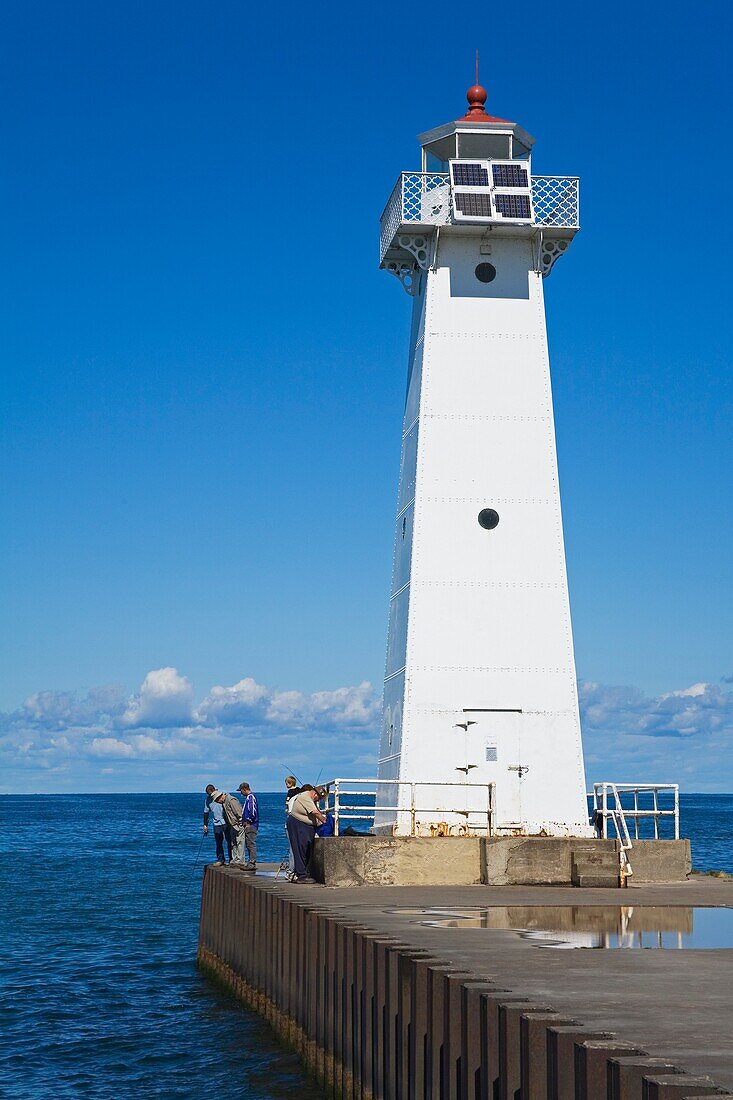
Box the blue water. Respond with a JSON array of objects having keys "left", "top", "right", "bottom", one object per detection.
[
  {"left": 1, "top": 792, "right": 731, "bottom": 1098},
  {"left": 0, "top": 793, "right": 324, "bottom": 1100}
]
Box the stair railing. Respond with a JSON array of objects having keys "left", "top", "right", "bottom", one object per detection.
[{"left": 598, "top": 782, "right": 634, "bottom": 880}]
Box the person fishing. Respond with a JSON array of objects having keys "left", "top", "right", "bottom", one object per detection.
[
  {"left": 203, "top": 783, "right": 233, "bottom": 865},
  {"left": 286, "top": 783, "right": 326, "bottom": 884},
  {"left": 283, "top": 775, "right": 301, "bottom": 881},
  {"left": 314, "top": 786, "right": 336, "bottom": 838},
  {"left": 204, "top": 787, "right": 245, "bottom": 865},
  {"left": 236, "top": 782, "right": 259, "bottom": 871}
]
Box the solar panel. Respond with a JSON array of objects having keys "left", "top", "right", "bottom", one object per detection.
[
  {"left": 492, "top": 163, "right": 529, "bottom": 188},
  {"left": 454, "top": 193, "right": 493, "bottom": 218},
  {"left": 449, "top": 158, "right": 534, "bottom": 224},
  {"left": 451, "top": 162, "right": 490, "bottom": 187},
  {"left": 494, "top": 194, "right": 532, "bottom": 220}
]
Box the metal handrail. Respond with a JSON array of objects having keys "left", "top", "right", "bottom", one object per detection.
[
  {"left": 320, "top": 777, "right": 496, "bottom": 838},
  {"left": 591, "top": 783, "right": 680, "bottom": 840},
  {"left": 590, "top": 782, "right": 680, "bottom": 881}
]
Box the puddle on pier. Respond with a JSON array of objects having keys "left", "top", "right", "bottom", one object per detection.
[{"left": 383, "top": 906, "right": 733, "bottom": 949}]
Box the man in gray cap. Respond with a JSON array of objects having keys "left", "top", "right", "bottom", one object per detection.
[
  {"left": 210, "top": 788, "right": 245, "bottom": 865},
  {"left": 203, "top": 783, "right": 231, "bottom": 865}
]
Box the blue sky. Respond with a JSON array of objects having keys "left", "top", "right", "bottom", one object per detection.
[{"left": 1, "top": 0, "right": 732, "bottom": 792}]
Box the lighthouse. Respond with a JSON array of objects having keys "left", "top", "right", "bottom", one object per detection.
[{"left": 376, "top": 79, "right": 591, "bottom": 837}]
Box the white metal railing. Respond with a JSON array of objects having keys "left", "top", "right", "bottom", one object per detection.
[
  {"left": 591, "top": 783, "right": 680, "bottom": 841},
  {"left": 531, "top": 175, "right": 581, "bottom": 228},
  {"left": 379, "top": 173, "right": 449, "bottom": 262},
  {"left": 321, "top": 777, "right": 496, "bottom": 838},
  {"left": 379, "top": 172, "right": 580, "bottom": 263},
  {"left": 591, "top": 783, "right": 680, "bottom": 881}
]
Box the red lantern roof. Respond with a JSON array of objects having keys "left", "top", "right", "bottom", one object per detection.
[{"left": 457, "top": 83, "right": 513, "bottom": 125}]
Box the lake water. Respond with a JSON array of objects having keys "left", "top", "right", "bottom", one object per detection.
[{"left": 1, "top": 791, "right": 731, "bottom": 1098}]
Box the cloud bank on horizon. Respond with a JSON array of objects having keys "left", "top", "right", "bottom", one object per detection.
[{"left": 1, "top": 668, "right": 732, "bottom": 792}]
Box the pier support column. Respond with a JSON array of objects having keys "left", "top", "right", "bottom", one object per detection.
[
  {"left": 574, "top": 1040, "right": 645, "bottom": 1100},
  {"left": 519, "top": 1012, "right": 577, "bottom": 1100}
]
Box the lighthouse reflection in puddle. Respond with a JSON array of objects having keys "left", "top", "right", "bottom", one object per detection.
[{"left": 386, "top": 906, "right": 733, "bottom": 949}]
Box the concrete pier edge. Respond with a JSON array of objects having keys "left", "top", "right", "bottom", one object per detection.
[{"left": 198, "top": 866, "right": 732, "bottom": 1099}]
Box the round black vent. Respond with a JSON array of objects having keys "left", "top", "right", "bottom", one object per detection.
[
  {"left": 478, "top": 508, "right": 500, "bottom": 530},
  {"left": 475, "top": 262, "right": 496, "bottom": 283}
]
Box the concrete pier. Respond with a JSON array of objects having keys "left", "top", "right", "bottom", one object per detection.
[
  {"left": 198, "top": 866, "right": 733, "bottom": 1098},
  {"left": 312, "top": 837, "right": 691, "bottom": 888}
]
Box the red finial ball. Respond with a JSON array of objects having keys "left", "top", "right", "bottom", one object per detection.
[{"left": 465, "top": 83, "right": 488, "bottom": 116}]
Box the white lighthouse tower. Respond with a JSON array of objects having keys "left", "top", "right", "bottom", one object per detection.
[{"left": 376, "top": 78, "right": 590, "bottom": 837}]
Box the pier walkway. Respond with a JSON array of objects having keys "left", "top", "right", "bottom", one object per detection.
[{"left": 198, "top": 866, "right": 733, "bottom": 1097}]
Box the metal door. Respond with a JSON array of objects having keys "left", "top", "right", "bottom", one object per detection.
[{"left": 467, "top": 712, "right": 523, "bottom": 830}]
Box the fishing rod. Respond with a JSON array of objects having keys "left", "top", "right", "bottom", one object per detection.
[
  {"left": 185, "top": 832, "right": 207, "bottom": 896},
  {"left": 281, "top": 763, "right": 301, "bottom": 785}
]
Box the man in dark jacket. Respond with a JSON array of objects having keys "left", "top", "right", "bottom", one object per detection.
[{"left": 237, "top": 782, "right": 259, "bottom": 871}]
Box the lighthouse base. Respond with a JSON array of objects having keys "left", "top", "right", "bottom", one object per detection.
[{"left": 311, "top": 835, "right": 690, "bottom": 888}]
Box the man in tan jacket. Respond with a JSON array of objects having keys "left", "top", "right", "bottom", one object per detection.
[
  {"left": 210, "top": 789, "right": 245, "bottom": 865},
  {"left": 286, "top": 784, "right": 326, "bottom": 883}
]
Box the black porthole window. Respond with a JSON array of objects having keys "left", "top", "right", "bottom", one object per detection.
[
  {"left": 478, "top": 508, "right": 500, "bottom": 530},
  {"left": 475, "top": 262, "right": 496, "bottom": 283}
]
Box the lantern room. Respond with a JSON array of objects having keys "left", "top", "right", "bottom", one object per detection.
[{"left": 419, "top": 84, "right": 535, "bottom": 171}]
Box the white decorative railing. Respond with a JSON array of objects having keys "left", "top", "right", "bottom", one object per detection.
[
  {"left": 379, "top": 173, "right": 449, "bottom": 263},
  {"left": 379, "top": 172, "right": 580, "bottom": 263},
  {"left": 321, "top": 777, "right": 496, "bottom": 837},
  {"left": 532, "top": 175, "right": 581, "bottom": 228}
]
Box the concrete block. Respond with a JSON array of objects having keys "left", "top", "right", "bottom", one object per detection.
[
  {"left": 608, "top": 1057, "right": 680, "bottom": 1100},
  {"left": 461, "top": 982, "right": 501, "bottom": 1100},
  {"left": 361, "top": 934, "right": 395, "bottom": 1100},
  {"left": 628, "top": 840, "right": 691, "bottom": 882},
  {"left": 642, "top": 1076, "right": 722, "bottom": 1099},
  {"left": 395, "top": 950, "right": 434, "bottom": 1100},
  {"left": 445, "top": 972, "right": 475, "bottom": 1100},
  {"left": 574, "top": 1039, "right": 644, "bottom": 1100},
  {"left": 373, "top": 939, "right": 407, "bottom": 1100},
  {"left": 499, "top": 1003, "right": 554, "bottom": 1100},
  {"left": 426, "top": 966, "right": 472, "bottom": 1099},
  {"left": 572, "top": 850, "right": 620, "bottom": 888},
  {"left": 483, "top": 996, "right": 536, "bottom": 1100},
  {"left": 546, "top": 1025, "right": 616, "bottom": 1100},
  {"left": 574, "top": 851, "right": 619, "bottom": 867},
  {"left": 314, "top": 836, "right": 483, "bottom": 886},
  {"left": 312, "top": 835, "right": 690, "bottom": 886},
  {"left": 573, "top": 874, "right": 621, "bottom": 888},
  {"left": 340, "top": 924, "right": 369, "bottom": 1100},
  {"left": 484, "top": 838, "right": 617, "bottom": 886},
  {"left": 519, "top": 1013, "right": 576, "bottom": 1100},
  {"left": 409, "top": 957, "right": 447, "bottom": 1100}
]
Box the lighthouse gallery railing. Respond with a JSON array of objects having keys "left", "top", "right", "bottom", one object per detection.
[{"left": 379, "top": 172, "right": 580, "bottom": 264}]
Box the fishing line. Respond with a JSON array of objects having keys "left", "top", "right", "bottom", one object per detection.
[
  {"left": 281, "top": 763, "right": 301, "bottom": 784},
  {"left": 185, "top": 832, "right": 207, "bottom": 896}
]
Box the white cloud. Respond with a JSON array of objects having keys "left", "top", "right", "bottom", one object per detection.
[
  {"left": 264, "top": 681, "right": 379, "bottom": 730},
  {"left": 2, "top": 669, "right": 732, "bottom": 792},
  {"left": 91, "top": 737, "right": 136, "bottom": 758},
  {"left": 196, "top": 677, "right": 380, "bottom": 731},
  {"left": 118, "top": 668, "right": 194, "bottom": 729},
  {"left": 580, "top": 680, "right": 733, "bottom": 741},
  {"left": 196, "top": 677, "right": 269, "bottom": 725},
  {"left": 579, "top": 680, "right": 733, "bottom": 787},
  {"left": 0, "top": 667, "right": 382, "bottom": 790},
  {"left": 663, "top": 683, "right": 708, "bottom": 699}
]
